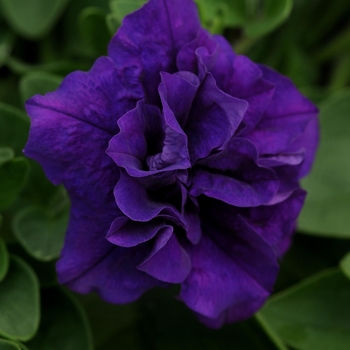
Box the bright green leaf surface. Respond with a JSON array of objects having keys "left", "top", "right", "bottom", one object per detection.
[
  {"left": 19, "top": 72, "right": 62, "bottom": 104},
  {"left": 13, "top": 204, "right": 69, "bottom": 262},
  {"left": 0, "top": 0, "right": 72, "bottom": 38},
  {"left": 299, "top": 89, "right": 350, "bottom": 237},
  {"left": 260, "top": 269, "right": 350, "bottom": 350},
  {"left": 0, "top": 339, "right": 21, "bottom": 350},
  {"left": 0, "top": 103, "right": 29, "bottom": 156},
  {"left": 79, "top": 8, "right": 111, "bottom": 56},
  {"left": 340, "top": 252, "right": 350, "bottom": 280},
  {"left": 0, "top": 238, "right": 9, "bottom": 283},
  {"left": 0, "top": 256, "right": 40, "bottom": 341},
  {"left": 0, "top": 158, "right": 29, "bottom": 211},
  {"left": 26, "top": 288, "right": 93, "bottom": 350},
  {"left": 0, "top": 148, "right": 14, "bottom": 167}
]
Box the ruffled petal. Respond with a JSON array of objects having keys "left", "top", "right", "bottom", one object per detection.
[
  {"left": 180, "top": 217, "right": 278, "bottom": 318},
  {"left": 114, "top": 169, "right": 184, "bottom": 224},
  {"left": 109, "top": 0, "right": 201, "bottom": 103},
  {"left": 185, "top": 74, "right": 248, "bottom": 163},
  {"left": 138, "top": 226, "right": 191, "bottom": 283},
  {"left": 245, "top": 65, "right": 318, "bottom": 155},
  {"left": 106, "top": 216, "right": 165, "bottom": 247}
]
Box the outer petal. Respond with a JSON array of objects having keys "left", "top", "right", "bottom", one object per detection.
[
  {"left": 245, "top": 65, "right": 318, "bottom": 155},
  {"left": 180, "top": 217, "right": 278, "bottom": 319},
  {"left": 108, "top": 0, "right": 201, "bottom": 103},
  {"left": 64, "top": 234, "right": 165, "bottom": 303},
  {"left": 229, "top": 55, "right": 275, "bottom": 134}
]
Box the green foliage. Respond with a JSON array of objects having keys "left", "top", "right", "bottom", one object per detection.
[
  {"left": 13, "top": 188, "right": 69, "bottom": 261},
  {"left": 0, "top": 256, "right": 40, "bottom": 341},
  {"left": 0, "top": 0, "right": 72, "bottom": 39},
  {"left": 299, "top": 89, "right": 350, "bottom": 237},
  {"left": 0, "top": 238, "right": 9, "bottom": 283},
  {"left": 26, "top": 288, "right": 93, "bottom": 350},
  {"left": 259, "top": 269, "right": 350, "bottom": 350},
  {"left": 0, "top": 158, "right": 29, "bottom": 211}
]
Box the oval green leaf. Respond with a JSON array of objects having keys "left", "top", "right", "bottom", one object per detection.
[
  {"left": 0, "top": 0, "right": 72, "bottom": 39},
  {"left": 244, "top": 0, "right": 293, "bottom": 38},
  {"left": 79, "top": 7, "right": 111, "bottom": 56},
  {"left": 0, "top": 339, "right": 22, "bottom": 350},
  {"left": 0, "top": 148, "right": 14, "bottom": 167},
  {"left": 19, "top": 72, "right": 62, "bottom": 104},
  {"left": 13, "top": 204, "right": 68, "bottom": 262},
  {"left": 0, "top": 158, "right": 29, "bottom": 211},
  {"left": 259, "top": 269, "right": 350, "bottom": 350},
  {"left": 0, "top": 238, "right": 9, "bottom": 283},
  {"left": 26, "top": 288, "right": 93, "bottom": 350},
  {"left": 340, "top": 252, "right": 350, "bottom": 280},
  {"left": 0, "top": 256, "right": 40, "bottom": 341},
  {"left": 299, "top": 89, "right": 350, "bottom": 238}
]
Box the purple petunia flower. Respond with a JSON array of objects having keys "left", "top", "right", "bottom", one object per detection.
[{"left": 24, "top": 0, "right": 318, "bottom": 327}]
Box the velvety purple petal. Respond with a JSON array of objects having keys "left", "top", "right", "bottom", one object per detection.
[
  {"left": 245, "top": 65, "right": 318, "bottom": 155},
  {"left": 245, "top": 189, "right": 306, "bottom": 256},
  {"left": 109, "top": 0, "right": 201, "bottom": 103},
  {"left": 64, "top": 239, "right": 165, "bottom": 304},
  {"left": 26, "top": 57, "right": 142, "bottom": 135},
  {"left": 138, "top": 226, "right": 191, "bottom": 283},
  {"left": 191, "top": 139, "right": 279, "bottom": 207},
  {"left": 115, "top": 169, "right": 184, "bottom": 224},
  {"left": 185, "top": 74, "right": 248, "bottom": 163},
  {"left": 159, "top": 71, "right": 200, "bottom": 127},
  {"left": 228, "top": 55, "right": 275, "bottom": 134},
  {"left": 106, "top": 216, "right": 165, "bottom": 247},
  {"left": 284, "top": 116, "right": 319, "bottom": 177},
  {"left": 148, "top": 76, "right": 192, "bottom": 171},
  {"left": 24, "top": 64, "right": 120, "bottom": 205},
  {"left": 196, "top": 35, "right": 236, "bottom": 92},
  {"left": 180, "top": 217, "right": 278, "bottom": 318},
  {"left": 259, "top": 151, "right": 305, "bottom": 167},
  {"left": 176, "top": 29, "right": 215, "bottom": 74},
  {"left": 56, "top": 196, "right": 117, "bottom": 284}
]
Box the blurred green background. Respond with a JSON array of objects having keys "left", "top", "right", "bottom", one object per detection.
[{"left": 0, "top": 0, "right": 350, "bottom": 349}]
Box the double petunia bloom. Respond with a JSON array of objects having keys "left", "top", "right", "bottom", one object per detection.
[{"left": 24, "top": 0, "right": 318, "bottom": 327}]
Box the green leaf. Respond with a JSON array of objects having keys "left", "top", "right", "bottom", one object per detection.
[
  {"left": 79, "top": 7, "right": 111, "bottom": 56},
  {"left": 260, "top": 268, "right": 350, "bottom": 350},
  {"left": 299, "top": 89, "right": 350, "bottom": 238},
  {"left": 13, "top": 188, "right": 69, "bottom": 261},
  {"left": 0, "top": 103, "right": 29, "bottom": 156},
  {"left": 0, "top": 256, "right": 40, "bottom": 341},
  {"left": 19, "top": 72, "right": 62, "bottom": 104},
  {"left": 0, "top": 339, "right": 22, "bottom": 350},
  {"left": 244, "top": 0, "right": 293, "bottom": 38},
  {"left": 0, "top": 158, "right": 29, "bottom": 211},
  {"left": 26, "top": 288, "right": 93, "bottom": 350},
  {"left": 109, "top": 0, "right": 146, "bottom": 23},
  {"left": 340, "top": 252, "right": 350, "bottom": 280},
  {"left": 0, "top": 238, "right": 9, "bottom": 283},
  {"left": 0, "top": 0, "right": 72, "bottom": 39},
  {"left": 0, "top": 148, "right": 14, "bottom": 167},
  {"left": 0, "top": 30, "right": 14, "bottom": 68},
  {"left": 135, "top": 288, "right": 282, "bottom": 350}
]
